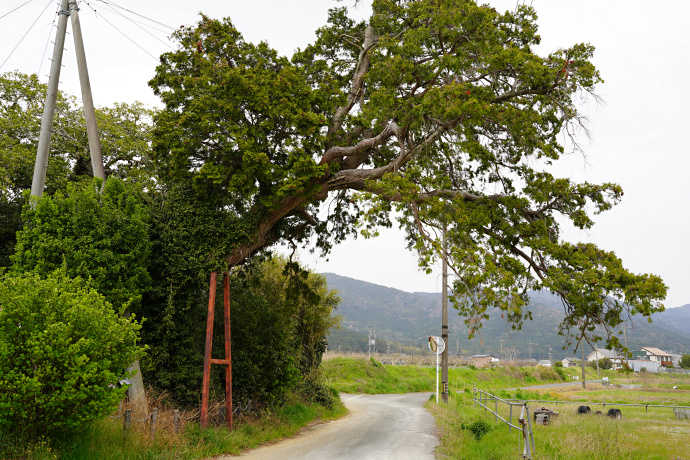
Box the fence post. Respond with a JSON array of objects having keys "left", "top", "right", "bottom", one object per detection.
[
  {"left": 173, "top": 409, "right": 180, "bottom": 435},
  {"left": 526, "top": 405, "right": 535, "bottom": 453},
  {"left": 645, "top": 404, "right": 648, "bottom": 414},
  {"left": 124, "top": 409, "right": 132, "bottom": 435},
  {"left": 150, "top": 408, "right": 158, "bottom": 439},
  {"left": 509, "top": 404, "right": 513, "bottom": 434},
  {"left": 494, "top": 396, "right": 497, "bottom": 422}
]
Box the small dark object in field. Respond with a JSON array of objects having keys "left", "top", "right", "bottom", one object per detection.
[
  {"left": 607, "top": 408, "right": 622, "bottom": 420},
  {"left": 533, "top": 407, "right": 559, "bottom": 425},
  {"left": 577, "top": 405, "right": 591, "bottom": 414}
]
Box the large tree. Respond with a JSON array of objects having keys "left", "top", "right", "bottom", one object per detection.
[
  {"left": 149, "top": 0, "right": 666, "bottom": 349},
  {"left": 0, "top": 71, "right": 156, "bottom": 267}
]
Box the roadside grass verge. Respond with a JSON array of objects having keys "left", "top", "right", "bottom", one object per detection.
[
  {"left": 322, "top": 356, "right": 595, "bottom": 394},
  {"left": 428, "top": 390, "right": 690, "bottom": 460},
  {"left": 3, "top": 396, "right": 346, "bottom": 460}
]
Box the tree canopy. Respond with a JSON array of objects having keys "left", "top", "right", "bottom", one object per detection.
[
  {"left": 149, "top": 0, "right": 665, "bottom": 349},
  {"left": 0, "top": 71, "right": 156, "bottom": 268}
]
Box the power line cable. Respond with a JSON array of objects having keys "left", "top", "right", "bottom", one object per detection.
[
  {"left": 0, "top": 0, "right": 54, "bottom": 72},
  {"left": 0, "top": 0, "right": 37, "bottom": 21},
  {"left": 97, "top": 0, "right": 175, "bottom": 30},
  {"left": 38, "top": 7, "right": 60, "bottom": 76},
  {"left": 86, "top": 0, "right": 174, "bottom": 35},
  {"left": 81, "top": 1, "right": 158, "bottom": 61},
  {"left": 84, "top": 0, "right": 174, "bottom": 50}
]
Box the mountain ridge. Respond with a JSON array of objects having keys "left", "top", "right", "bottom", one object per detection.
[{"left": 324, "top": 273, "right": 690, "bottom": 359}]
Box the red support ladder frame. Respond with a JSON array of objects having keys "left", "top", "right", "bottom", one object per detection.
[{"left": 200, "top": 271, "right": 233, "bottom": 429}]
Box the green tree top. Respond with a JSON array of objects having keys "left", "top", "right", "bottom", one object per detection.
[
  {"left": 149, "top": 0, "right": 666, "bottom": 349},
  {"left": 12, "top": 177, "right": 151, "bottom": 312}
]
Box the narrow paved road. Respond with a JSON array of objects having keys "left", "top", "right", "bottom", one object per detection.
[{"left": 225, "top": 393, "right": 438, "bottom": 460}]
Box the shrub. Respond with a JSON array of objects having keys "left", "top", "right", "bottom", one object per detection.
[
  {"left": 680, "top": 354, "right": 690, "bottom": 369},
  {"left": 554, "top": 361, "right": 563, "bottom": 368},
  {"left": 12, "top": 177, "right": 151, "bottom": 311},
  {"left": 555, "top": 366, "right": 567, "bottom": 380},
  {"left": 0, "top": 271, "right": 145, "bottom": 440},
  {"left": 462, "top": 419, "right": 492, "bottom": 440}
]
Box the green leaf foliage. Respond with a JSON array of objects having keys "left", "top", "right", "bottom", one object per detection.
[
  {"left": 149, "top": 2, "right": 665, "bottom": 353},
  {"left": 0, "top": 71, "right": 156, "bottom": 268},
  {"left": 0, "top": 270, "right": 144, "bottom": 439},
  {"left": 680, "top": 354, "right": 690, "bottom": 369},
  {"left": 11, "top": 177, "right": 151, "bottom": 312},
  {"left": 140, "top": 184, "right": 340, "bottom": 406}
]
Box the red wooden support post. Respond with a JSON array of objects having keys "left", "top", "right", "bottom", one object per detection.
[
  {"left": 200, "top": 271, "right": 217, "bottom": 428},
  {"left": 223, "top": 272, "right": 233, "bottom": 429},
  {"left": 200, "top": 271, "right": 233, "bottom": 430}
]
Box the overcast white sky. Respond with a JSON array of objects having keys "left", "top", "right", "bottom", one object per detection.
[{"left": 2, "top": 0, "right": 688, "bottom": 308}]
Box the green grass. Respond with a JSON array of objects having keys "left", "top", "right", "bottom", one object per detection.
[
  {"left": 428, "top": 391, "right": 690, "bottom": 460},
  {"left": 3, "top": 397, "right": 346, "bottom": 460},
  {"left": 428, "top": 375, "right": 690, "bottom": 460},
  {"left": 322, "top": 356, "right": 591, "bottom": 394}
]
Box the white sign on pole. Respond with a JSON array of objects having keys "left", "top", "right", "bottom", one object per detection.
[{"left": 428, "top": 336, "right": 445, "bottom": 403}]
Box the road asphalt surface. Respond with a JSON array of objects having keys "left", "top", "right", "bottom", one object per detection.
[{"left": 225, "top": 393, "right": 439, "bottom": 460}]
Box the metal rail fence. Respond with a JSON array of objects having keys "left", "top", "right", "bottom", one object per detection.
[
  {"left": 496, "top": 397, "right": 690, "bottom": 415},
  {"left": 473, "top": 386, "right": 535, "bottom": 459}
]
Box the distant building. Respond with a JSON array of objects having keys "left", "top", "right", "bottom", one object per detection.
[
  {"left": 537, "top": 359, "right": 552, "bottom": 367},
  {"left": 627, "top": 359, "right": 660, "bottom": 373},
  {"left": 561, "top": 357, "right": 580, "bottom": 368},
  {"left": 586, "top": 349, "right": 624, "bottom": 370},
  {"left": 469, "top": 355, "right": 499, "bottom": 368},
  {"left": 636, "top": 347, "right": 673, "bottom": 367},
  {"left": 670, "top": 354, "right": 682, "bottom": 368}
]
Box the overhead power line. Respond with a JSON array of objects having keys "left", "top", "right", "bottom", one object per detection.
[
  {"left": 0, "top": 0, "right": 53, "bottom": 72},
  {"left": 97, "top": 0, "right": 175, "bottom": 30},
  {"left": 38, "top": 6, "right": 60, "bottom": 76},
  {"left": 85, "top": 0, "right": 174, "bottom": 50},
  {"left": 82, "top": 1, "right": 158, "bottom": 61},
  {"left": 0, "top": 0, "right": 37, "bottom": 21}
]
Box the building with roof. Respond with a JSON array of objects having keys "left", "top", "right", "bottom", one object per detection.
[
  {"left": 561, "top": 357, "right": 581, "bottom": 368},
  {"left": 586, "top": 349, "right": 625, "bottom": 370},
  {"left": 469, "top": 355, "right": 499, "bottom": 368},
  {"left": 635, "top": 347, "right": 673, "bottom": 367}
]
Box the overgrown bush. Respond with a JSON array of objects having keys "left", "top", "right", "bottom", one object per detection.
[
  {"left": 0, "top": 271, "right": 144, "bottom": 440},
  {"left": 140, "top": 185, "right": 340, "bottom": 407},
  {"left": 462, "top": 419, "right": 492, "bottom": 440},
  {"left": 555, "top": 366, "right": 567, "bottom": 380},
  {"left": 680, "top": 354, "right": 690, "bottom": 369},
  {"left": 536, "top": 365, "right": 560, "bottom": 381},
  {"left": 11, "top": 177, "right": 151, "bottom": 311}
]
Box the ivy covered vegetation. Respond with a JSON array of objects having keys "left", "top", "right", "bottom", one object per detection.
[{"left": 0, "top": 0, "right": 669, "bottom": 456}]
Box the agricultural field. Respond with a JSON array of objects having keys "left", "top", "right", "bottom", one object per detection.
[
  {"left": 432, "top": 373, "right": 690, "bottom": 459},
  {"left": 323, "top": 356, "right": 690, "bottom": 460}
]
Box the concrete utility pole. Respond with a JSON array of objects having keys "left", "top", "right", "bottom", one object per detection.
[
  {"left": 441, "top": 228, "right": 449, "bottom": 403},
  {"left": 31, "top": 0, "right": 70, "bottom": 199},
  {"left": 68, "top": 0, "right": 105, "bottom": 179}
]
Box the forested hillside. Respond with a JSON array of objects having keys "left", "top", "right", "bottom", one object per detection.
[{"left": 325, "top": 274, "right": 690, "bottom": 359}]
